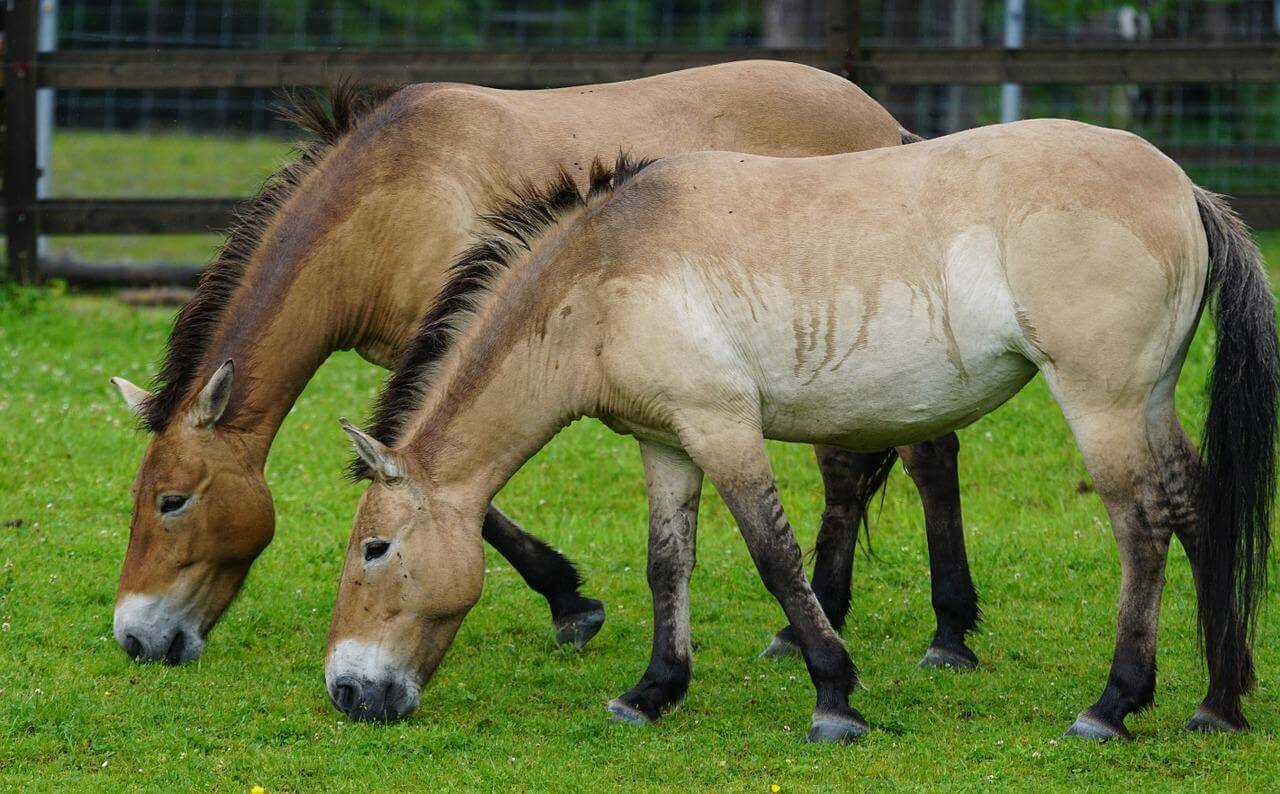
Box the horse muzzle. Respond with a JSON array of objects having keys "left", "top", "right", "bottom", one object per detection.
[
  {"left": 325, "top": 640, "right": 422, "bottom": 723},
  {"left": 328, "top": 674, "right": 418, "bottom": 723},
  {"left": 113, "top": 593, "right": 206, "bottom": 665}
]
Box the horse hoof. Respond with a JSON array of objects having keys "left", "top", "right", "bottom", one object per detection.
[
  {"left": 1184, "top": 706, "right": 1247, "bottom": 734},
  {"left": 554, "top": 600, "right": 606, "bottom": 649},
  {"left": 1064, "top": 711, "right": 1132, "bottom": 742},
  {"left": 758, "top": 634, "right": 801, "bottom": 660},
  {"left": 607, "top": 698, "right": 655, "bottom": 726},
  {"left": 918, "top": 645, "right": 978, "bottom": 670},
  {"left": 806, "top": 711, "right": 870, "bottom": 743}
]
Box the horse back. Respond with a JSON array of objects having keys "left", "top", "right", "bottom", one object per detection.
[{"left": 580, "top": 120, "right": 1206, "bottom": 445}]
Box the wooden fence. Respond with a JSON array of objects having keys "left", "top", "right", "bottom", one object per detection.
[{"left": 4, "top": 0, "right": 1280, "bottom": 284}]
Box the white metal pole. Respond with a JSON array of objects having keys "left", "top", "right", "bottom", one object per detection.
[
  {"left": 35, "top": 0, "right": 58, "bottom": 256},
  {"left": 1000, "top": 0, "right": 1024, "bottom": 124}
]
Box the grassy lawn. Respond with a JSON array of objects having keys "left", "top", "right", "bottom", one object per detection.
[
  {"left": 44, "top": 130, "right": 294, "bottom": 267},
  {"left": 1, "top": 235, "right": 1279, "bottom": 790}
]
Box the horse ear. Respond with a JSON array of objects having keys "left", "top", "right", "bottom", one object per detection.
[
  {"left": 192, "top": 360, "right": 235, "bottom": 428},
  {"left": 340, "top": 419, "right": 404, "bottom": 481},
  {"left": 110, "top": 376, "right": 153, "bottom": 417}
]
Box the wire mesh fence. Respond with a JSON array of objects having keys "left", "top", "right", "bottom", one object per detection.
[{"left": 14, "top": 0, "right": 1280, "bottom": 269}]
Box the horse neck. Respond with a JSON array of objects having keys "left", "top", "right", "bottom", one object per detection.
[
  {"left": 199, "top": 182, "right": 472, "bottom": 457},
  {"left": 405, "top": 275, "right": 603, "bottom": 509}
]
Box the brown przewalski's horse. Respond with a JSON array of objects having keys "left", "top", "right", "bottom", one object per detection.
[
  {"left": 329, "top": 120, "right": 1275, "bottom": 743},
  {"left": 108, "top": 61, "right": 983, "bottom": 668}
]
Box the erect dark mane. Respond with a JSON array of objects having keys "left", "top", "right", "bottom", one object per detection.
[
  {"left": 349, "top": 153, "right": 655, "bottom": 479},
  {"left": 139, "top": 80, "right": 400, "bottom": 433}
]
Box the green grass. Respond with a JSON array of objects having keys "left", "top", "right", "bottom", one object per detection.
[
  {"left": 44, "top": 130, "right": 294, "bottom": 266},
  {"left": 50, "top": 130, "right": 292, "bottom": 198},
  {"left": 2, "top": 236, "right": 1280, "bottom": 790}
]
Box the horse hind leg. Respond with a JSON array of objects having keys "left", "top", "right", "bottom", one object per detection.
[
  {"left": 1153, "top": 420, "right": 1251, "bottom": 733},
  {"left": 1058, "top": 395, "right": 1190, "bottom": 741},
  {"left": 900, "top": 434, "right": 982, "bottom": 670},
  {"left": 761, "top": 439, "right": 982, "bottom": 672}
]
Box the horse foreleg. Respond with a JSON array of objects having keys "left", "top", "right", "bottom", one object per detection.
[
  {"left": 481, "top": 505, "right": 605, "bottom": 649},
  {"left": 761, "top": 445, "right": 879, "bottom": 659},
  {"left": 686, "top": 421, "right": 867, "bottom": 742},
  {"left": 608, "top": 442, "right": 702, "bottom": 724}
]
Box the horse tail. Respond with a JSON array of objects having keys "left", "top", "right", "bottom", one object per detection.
[
  {"left": 855, "top": 449, "right": 899, "bottom": 555},
  {"left": 1193, "top": 185, "right": 1278, "bottom": 722},
  {"left": 899, "top": 127, "right": 925, "bottom": 145}
]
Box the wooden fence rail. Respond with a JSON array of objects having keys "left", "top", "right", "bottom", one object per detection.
[
  {"left": 6, "top": 194, "right": 1277, "bottom": 239},
  {"left": 4, "top": 0, "right": 1279, "bottom": 285},
  {"left": 11, "top": 44, "right": 1274, "bottom": 91}
]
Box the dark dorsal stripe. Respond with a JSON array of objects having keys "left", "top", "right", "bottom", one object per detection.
[
  {"left": 350, "top": 153, "right": 655, "bottom": 479},
  {"left": 139, "top": 81, "right": 399, "bottom": 433}
]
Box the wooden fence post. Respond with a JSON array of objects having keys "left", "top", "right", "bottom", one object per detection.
[
  {"left": 826, "top": 1, "right": 863, "bottom": 84},
  {"left": 4, "top": 0, "right": 39, "bottom": 284}
]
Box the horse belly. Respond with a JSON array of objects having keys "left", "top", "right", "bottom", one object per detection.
[
  {"left": 760, "top": 346, "right": 1035, "bottom": 450},
  {"left": 750, "top": 245, "right": 1037, "bottom": 450}
]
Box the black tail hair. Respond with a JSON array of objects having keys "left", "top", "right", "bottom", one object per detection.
[
  {"left": 1194, "top": 186, "right": 1278, "bottom": 723},
  {"left": 856, "top": 449, "right": 899, "bottom": 557},
  {"left": 803, "top": 448, "right": 899, "bottom": 567}
]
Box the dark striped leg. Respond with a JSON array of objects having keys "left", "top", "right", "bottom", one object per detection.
[
  {"left": 609, "top": 442, "right": 702, "bottom": 724},
  {"left": 689, "top": 428, "right": 867, "bottom": 742},
  {"left": 1064, "top": 414, "right": 1186, "bottom": 741},
  {"left": 1150, "top": 429, "right": 1250, "bottom": 733},
  {"left": 761, "top": 445, "right": 888, "bottom": 659},
  {"left": 482, "top": 505, "right": 605, "bottom": 649},
  {"left": 764, "top": 436, "right": 980, "bottom": 670}
]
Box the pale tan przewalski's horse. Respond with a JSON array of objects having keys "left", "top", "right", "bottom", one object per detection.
[
  {"left": 108, "top": 61, "right": 985, "bottom": 669},
  {"left": 330, "top": 120, "right": 1276, "bottom": 743}
]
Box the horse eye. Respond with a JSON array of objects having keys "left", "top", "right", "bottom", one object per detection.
[
  {"left": 364, "top": 540, "right": 391, "bottom": 562},
  {"left": 158, "top": 494, "right": 190, "bottom": 515}
]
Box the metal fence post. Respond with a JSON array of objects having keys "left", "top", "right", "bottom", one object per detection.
[
  {"left": 36, "top": 0, "right": 58, "bottom": 260},
  {"left": 4, "top": 0, "right": 40, "bottom": 284},
  {"left": 1001, "top": 0, "right": 1026, "bottom": 123}
]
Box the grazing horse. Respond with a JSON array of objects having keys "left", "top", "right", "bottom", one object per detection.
[
  {"left": 327, "top": 120, "right": 1275, "bottom": 743},
  {"left": 107, "top": 61, "right": 983, "bottom": 666}
]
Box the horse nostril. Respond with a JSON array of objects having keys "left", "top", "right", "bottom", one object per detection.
[
  {"left": 334, "top": 682, "right": 356, "bottom": 713},
  {"left": 380, "top": 682, "right": 397, "bottom": 721},
  {"left": 124, "top": 634, "right": 144, "bottom": 659},
  {"left": 387, "top": 682, "right": 414, "bottom": 722},
  {"left": 164, "top": 631, "right": 187, "bottom": 665}
]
